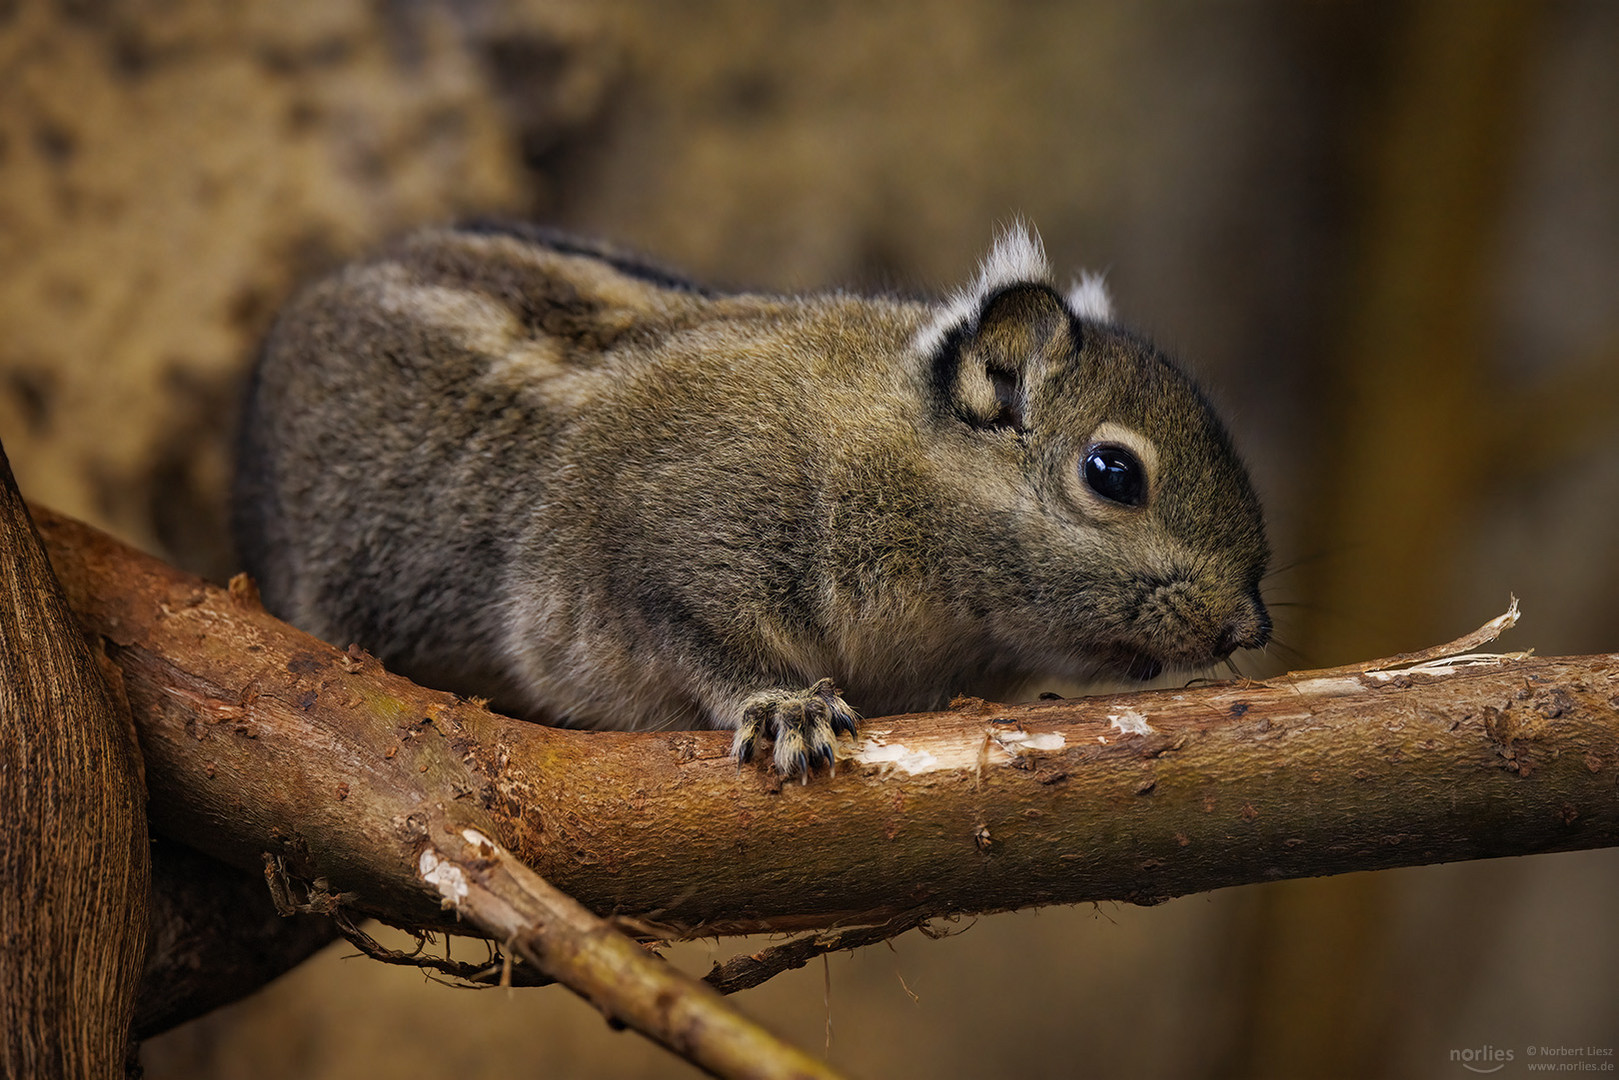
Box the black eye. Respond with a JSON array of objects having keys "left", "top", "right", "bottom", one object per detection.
[{"left": 1082, "top": 444, "right": 1147, "bottom": 506}]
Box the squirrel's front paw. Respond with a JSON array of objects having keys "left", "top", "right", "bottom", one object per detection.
[{"left": 732, "top": 678, "right": 859, "bottom": 780}]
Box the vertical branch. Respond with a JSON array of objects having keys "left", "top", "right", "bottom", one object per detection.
[{"left": 0, "top": 439, "right": 150, "bottom": 1079}]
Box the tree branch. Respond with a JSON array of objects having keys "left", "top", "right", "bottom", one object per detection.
[
  {"left": 1, "top": 457, "right": 148, "bottom": 1079},
  {"left": 31, "top": 506, "right": 1619, "bottom": 1069},
  {"left": 424, "top": 824, "right": 841, "bottom": 1079}
]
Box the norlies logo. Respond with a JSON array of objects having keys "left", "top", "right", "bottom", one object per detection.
[{"left": 1452, "top": 1045, "right": 1515, "bottom": 1074}]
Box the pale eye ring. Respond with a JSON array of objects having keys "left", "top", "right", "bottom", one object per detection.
[{"left": 1082, "top": 443, "right": 1147, "bottom": 507}]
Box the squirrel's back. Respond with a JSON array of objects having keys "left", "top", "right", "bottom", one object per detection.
[
  {"left": 235, "top": 224, "right": 935, "bottom": 718},
  {"left": 234, "top": 223, "right": 1270, "bottom": 773}
]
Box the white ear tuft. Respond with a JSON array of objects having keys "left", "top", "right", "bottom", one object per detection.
[
  {"left": 1066, "top": 271, "right": 1114, "bottom": 322},
  {"left": 977, "top": 223, "right": 1051, "bottom": 294},
  {"left": 915, "top": 223, "right": 1055, "bottom": 355}
]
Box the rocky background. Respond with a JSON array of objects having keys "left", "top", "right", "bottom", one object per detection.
[{"left": 3, "top": 1, "right": 1617, "bottom": 1076}]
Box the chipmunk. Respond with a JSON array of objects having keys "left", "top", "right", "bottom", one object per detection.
[{"left": 233, "top": 222, "right": 1270, "bottom": 778}]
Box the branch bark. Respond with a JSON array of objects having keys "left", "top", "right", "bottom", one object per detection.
[
  {"left": 30, "top": 506, "right": 1619, "bottom": 1063},
  {"left": 1, "top": 456, "right": 149, "bottom": 1079}
]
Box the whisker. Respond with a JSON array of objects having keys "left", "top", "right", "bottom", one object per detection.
[
  {"left": 1262, "top": 637, "right": 1306, "bottom": 663},
  {"left": 1262, "top": 547, "right": 1355, "bottom": 581}
]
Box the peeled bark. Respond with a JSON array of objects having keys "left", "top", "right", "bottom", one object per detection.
[{"left": 0, "top": 454, "right": 149, "bottom": 1079}]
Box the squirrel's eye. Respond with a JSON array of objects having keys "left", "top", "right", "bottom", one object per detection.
[{"left": 1082, "top": 445, "right": 1146, "bottom": 507}]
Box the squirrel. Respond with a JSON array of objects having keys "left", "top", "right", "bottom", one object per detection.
[{"left": 232, "top": 221, "right": 1270, "bottom": 778}]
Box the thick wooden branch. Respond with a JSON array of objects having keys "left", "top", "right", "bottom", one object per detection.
[
  {"left": 1, "top": 458, "right": 148, "bottom": 1079},
  {"left": 30, "top": 501, "right": 1619, "bottom": 1076},
  {"left": 34, "top": 507, "right": 1619, "bottom": 978}
]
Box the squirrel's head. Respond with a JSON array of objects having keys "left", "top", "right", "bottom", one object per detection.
[{"left": 916, "top": 225, "right": 1270, "bottom": 683}]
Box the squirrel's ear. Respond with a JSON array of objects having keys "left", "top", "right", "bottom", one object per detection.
[{"left": 937, "top": 283, "right": 1074, "bottom": 432}]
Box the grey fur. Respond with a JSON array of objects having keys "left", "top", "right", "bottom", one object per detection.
[{"left": 233, "top": 223, "right": 1269, "bottom": 778}]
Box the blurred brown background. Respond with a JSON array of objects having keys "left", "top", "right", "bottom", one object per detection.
[{"left": 4, "top": 1, "right": 1617, "bottom": 1076}]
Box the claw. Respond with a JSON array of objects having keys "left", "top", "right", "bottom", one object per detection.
[{"left": 732, "top": 678, "right": 861, "bottom": 779}]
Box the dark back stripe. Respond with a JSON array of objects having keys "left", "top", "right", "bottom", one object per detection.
[{"left": 455, "top": 219, "right": 714, "bottom": 296}]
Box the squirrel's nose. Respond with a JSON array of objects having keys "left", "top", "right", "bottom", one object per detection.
[{"left": 1216, "top": 595, "right": 1271, "bottom": 658}]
